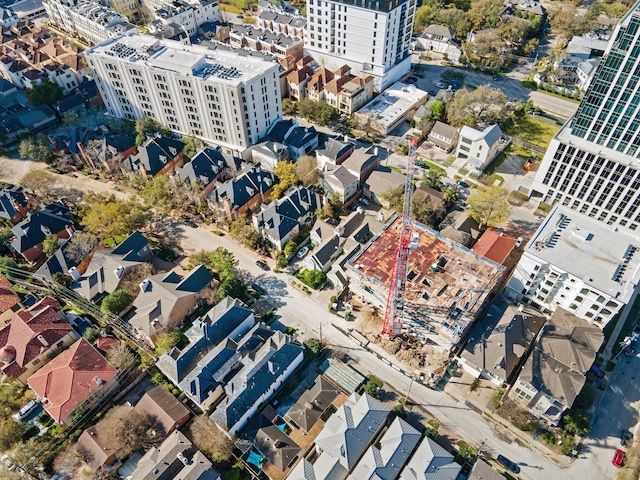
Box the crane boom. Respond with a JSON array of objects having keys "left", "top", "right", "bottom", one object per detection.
[{"left": 382, "top": 138, "right": 417, "bottom": 336}]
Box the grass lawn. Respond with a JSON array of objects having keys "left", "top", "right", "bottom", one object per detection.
[
  {"left": 416, "top": 157, "right": 446, "bottom": 174},
  {"left": 610, "top": 293, "right": 640, "bottom": 356},
  {"left": 220, "top": 3, "right": 242, "bottom": 13},
  {"left": 503, "top": 115, "right": 561, "bottom": 149},
  {"left": 103, "top": 234, "right": 128, "bottom": 247}
]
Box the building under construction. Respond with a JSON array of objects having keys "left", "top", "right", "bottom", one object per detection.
[{"left": 346, "top": 215, "right": 505, "bottom": 351}]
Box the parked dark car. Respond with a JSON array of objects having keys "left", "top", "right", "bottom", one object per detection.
[
  {"left": 497, "top": 455, "right": 521, "bottom": 474},
  {"left": 255, "top": 260, "right": 270, "bottom": 271},
  {"left": 621, "top": 429, "right": 633, "bottom": 446},
  {"left": 251, "top": 282, "right": 266, "bottom": 295},
  {"left": 184, "top": 220, "right": 198, "bottom": 228},
  {"left": 589, "top": 365, "right": 605, "bottom": 378}
]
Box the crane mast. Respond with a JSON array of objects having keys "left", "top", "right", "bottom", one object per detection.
[{"left": 382, "top": 138, "right": 417, "bottom": 336}]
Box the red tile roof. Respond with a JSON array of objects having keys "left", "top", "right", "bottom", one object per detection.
[
  {"left": 93, "top": 336, "right": 119, "bottom": 355},
  {"left": 0, "top": 277, "right": 20, "bottom": 315},
  {"left": 0, "top": 296, "right": 71, "bottom": 378},
  {"left": 472, "top": 228, "right": 517, "bottom": 265},
  {"left": 28, "top": 338, "right": 117, "bottom": 423}
]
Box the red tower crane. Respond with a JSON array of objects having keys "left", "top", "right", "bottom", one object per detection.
[{"left": 382, "top": 139, "right": 417, "bottom": 336}]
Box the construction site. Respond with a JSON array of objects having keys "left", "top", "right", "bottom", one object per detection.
[{"left": 345, "top": 215, "right": 505, "bottom": 376}]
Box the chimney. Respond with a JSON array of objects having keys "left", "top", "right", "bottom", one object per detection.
[
  {"left": 114, "top": 266, "right": 125, "bottom": 278},
  {"left": 268, "top": 360, "right": 278, "bottom": 374},
  {"left": 518, "top": 304, "right": 524, "bottom": 312},
  {"left": 93, "top": 375, "right": 103, "bottom": 385},
  {"left": 68, "top": 266, "right": 81, "bottom": 282},
  {"left": 37, "top": 335, "right": 49, "bottom": 347},
  {"left": 139, "top": 279, "right": 150, "bottom": 292},
  {"left": 374, "top": 147, "right": 378, "bottom": 156},
  {"left": 177, "top": 452, "right": 191, "bottom": 465}
]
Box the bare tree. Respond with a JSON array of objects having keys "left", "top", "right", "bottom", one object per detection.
[
  {"left": 98, "top": 405, "right": 158, "bottom": 458},
  {"left": 118, "top": 263, "right": 155, "bottom": 299},
  {"left": 106, "top": 343, "right": 137, "bottom": 370},
  {"left": 189, "top": 415, "right": 233, "bottom": 463},
  {"left": 53, "top": 442, "right": 83, "bottom": 475},
  {"left": 295, "top": 155, "right": 319, "bottom": 186}
]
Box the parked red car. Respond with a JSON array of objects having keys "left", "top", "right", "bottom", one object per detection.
[{"left": 613, "top": 449, "right": 625, "bottom": 467}]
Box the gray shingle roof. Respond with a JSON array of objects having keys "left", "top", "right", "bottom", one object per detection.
[
  {"left": 313, "top": 393, "right": 389, "bottom": 471},
  {"left": 352, "top": 417, "right": 421, "bottom": 480},
  {"left": 399, "top": 437, "right": 461, "bottom": 480},
  {"left": 285, "top": 376, "right": 341, "bottom": 432},
  {"left": 131, "top": 430, "right": 220, "bottom": 480},
  {"left": 11, "top": 202, "right": 73, "bottom": 256}
]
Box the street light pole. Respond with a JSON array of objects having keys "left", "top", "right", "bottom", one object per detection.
[{"left": 403, "top": 376, "right": 415, "bottom": 405}]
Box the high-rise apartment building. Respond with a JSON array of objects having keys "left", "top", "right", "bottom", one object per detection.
[
  {"left": 85, "top": 35, "right": 282, "bottom": 151},
  {"left": 533, "top": 2, "right": 640, "bottom": 231},
  {"left": 304, "top": 0, "right": 416, "bottom": 92}
]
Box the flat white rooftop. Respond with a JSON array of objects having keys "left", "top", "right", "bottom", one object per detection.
[
  {"left": 525, "top": 205, "right": 640, "bottom": 302},
  {"left": 87, "top": 34, "right": 278, "bottom": 84},
  {"left": 357, "top": 81, "right": 427, "bottom": 128}
]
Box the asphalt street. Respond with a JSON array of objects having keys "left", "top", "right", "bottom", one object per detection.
[{"left": 413, "top": 57, "right": 579, "bottom": 119}]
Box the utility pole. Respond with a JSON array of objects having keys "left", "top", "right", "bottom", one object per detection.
[{"left": 319, "top": 323, "right": 323, "bottom": 342}]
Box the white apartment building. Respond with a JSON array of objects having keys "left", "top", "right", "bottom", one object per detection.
[
  {"left": 532, "top": 3, "right": 640, "bottom": 231},
  {"left": 145, "top": 0, "right": 220, "bottom": 37},
  {"left": 304, "top": 0, "right": 416, "bottom": 92},
  {"left": 506, "top": 205, "right": 640, "bottom": 329},
  {"left": 44, "top": 0, "right": 137, "bottom": 45},
  {"left": 85, "top": 34, "right": 282, "bottom": 151}
]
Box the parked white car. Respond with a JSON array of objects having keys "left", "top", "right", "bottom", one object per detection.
[{"left": 297, "top": 246, "right": 309, "bottom": 259}]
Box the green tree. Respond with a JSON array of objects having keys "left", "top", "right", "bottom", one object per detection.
[
  {"left": 363, "top": 381, "right": 379, "bottom": 397},
  {"left": 25, "top": 81, "right": 63, "bottom": 106},
  {"left": 462, "top": 31, "right": 511, "bottom": 71},
  {"left": 442, "top": 187, "right": 458, "bottom": 203},
  {"left": 549, "top": 5, "right": 597, "bottom": 38},
  {"left": 283, "top": 240, "right": 297, "bottom": 258},
  {"left": 303, "top": 338, "right": 324, "bottom": 356},
  {"left": 101, "top": 289, "right": 132, "bottom": 315},
  {"left": 0, "top": 417, "right": 25, "bottom": 451},
  {"left": 467, "top": 0, "right": 504, "bottom": 29},
  {"left": 316, "top": 202, "right": 335, "bottom": 220},
  {"left": 414, "top": 4, "right": 437, "bottom": 32},
  {"left": 303, "top": 269, "right": 326, "bottom": 289},
  {"left": 381, "top": 186, "right": 405, "bottom": 212},
  {"left": 422, "top": 169, "right": 444, "bottom": 190},
  {"left": 181, "top": 135, "right": 205, "bottom": 161},
  {"left": 18, "top": 135, "right": 56, "bottom": 164},
  {"left": 81, "top": 193, "right": 149, "bottom": 240},
  {"left": 135, "top": 117, "right": 163, "bottom": 137},
  {"left": 434, "top": 7, "right": 470, "bottom": 39},
  {"left": 447, "top": 85, "right": 516, "bottom": 128},
  {"left": 563, "top": 409, "right": 591, "bottom": 435},
  {"left": 209, "top": 247, "right": 238, "bottom": 281},
  {"left": 0, "top": 256, "right": 17, "bottom": 276},
  {"left": 466, "top": 185, "right": 511, "bottom": 229},
  {"left": 83, "top": 327, "right": 100, "bottom": 342},
  {"left": 155, "top": 331, "right": 183, "bottom": 355},
  {"left": 412, "top": 197, "right": 433, "bottom": 224},
  {"left": 282, "top": 98, "right": 297, "bottom": 115},
  {"left": 52, "top": 271, "right": 71, "bottom": 288},
  {"left": 429, "top": 101, "right": 445, "bottom": 120},
  {"left": 391, "top": 403, "right": 407, "bottom": 419},
  {"left": 218, "top": 273, "right": 244, "bottom": 299},
  {"left": 277, "top": 252, "right": 289, "bottom": 268},
  {"left": 229, "top": 214, "right": 262, "bottom": 250},
  {"left": 272, "top": 161, "right": 299, "bottom": 199},
  {"left": 42, "top": 234, "right": 59, "bottom": 257}
]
